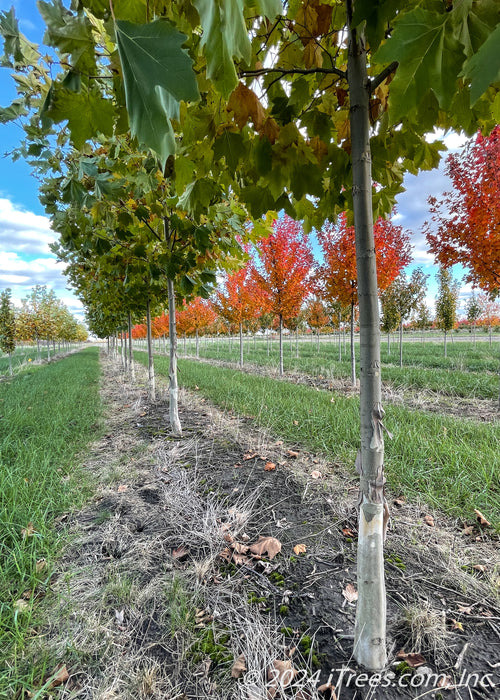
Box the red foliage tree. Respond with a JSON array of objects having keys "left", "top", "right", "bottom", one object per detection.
[
  {"left": 316, "top": 211, "right": 412, "bottom": 384},
  {"left": 252, "top": 215, "right": 313, "bottom": 375},
  {"left": 426, "top": 127, "right": 500, "bottom": 296}
]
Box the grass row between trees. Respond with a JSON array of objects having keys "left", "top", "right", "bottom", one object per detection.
[
  {"left": 134, "top": 352, "right": 500, "bottom": 531},
  {"left": 0, "top": 347, "right": 102, "bottom": 696}
]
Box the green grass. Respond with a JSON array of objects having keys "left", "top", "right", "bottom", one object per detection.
[
  {"left": 174, "top": 334, "right": 500, "bottom": 399},
  {"left": 135, "top": 352, "right": 500, "bottom": 530},
  {"left": 0, "top": 348, "right": 102, "bottom": 697},
  {"left": 0, "top": 344, "right": 82, "bottom": 376}
]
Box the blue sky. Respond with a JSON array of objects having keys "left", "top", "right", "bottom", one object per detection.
[{"left": 0, "top": 1, "right": 470, "bottom": 324}]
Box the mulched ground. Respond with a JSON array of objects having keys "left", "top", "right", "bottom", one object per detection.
[{"left": 32, "top": 352, "right": 499, "bottom": 699}]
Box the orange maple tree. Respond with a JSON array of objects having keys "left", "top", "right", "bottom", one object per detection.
[
  {"left": 316, "top": 211, "right": 412, "bottom": 383},
  {"left": 426, "top": 126, "right": 500, "bottom": 296},
  {"left": 252, "top": 216, "right": 313, "bottom": 375},
  {"left": 179, "top": 298, "right": 216, "bottom": 358},
  {"left": 214, "top": 256, "right": 264, "bottom": 366}
]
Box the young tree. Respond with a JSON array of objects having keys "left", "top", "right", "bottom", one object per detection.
[
  {"left": 380, "top": 269, "right": 428, "bottom": 366},
  {"left": 317, "top": 212, "right": 412, "bottom": 384},
  {"left": 214, "top": 257, "right": 263, "bottom": 367},
  {"left": 305, "top": 298, "right": 329, "bottom": 351},
  {"left": 435, "top": 267, "right": 461, "bottom": 357},
  {"left": 252, "top": 216, "right": 313, "bottom": 377},
  {"left": 0, "top": 289, "right": 16, "bottom": 375},
  {"left": 466, "top": 292, "right": 482, "bottom": 345},
  {"left": 182, "top": 298, "right": 217, "bottom": 359}
]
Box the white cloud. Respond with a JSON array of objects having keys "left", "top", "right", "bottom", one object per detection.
[{"left": 0, "top": 197, "right": 56, "bottom": 255}]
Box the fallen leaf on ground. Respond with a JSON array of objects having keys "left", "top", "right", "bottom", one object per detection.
[
  {"left": 14, "top": 599, "right": 29, "bottom": 612},
  {"left": 472, "top": 564, "right": 486, "bottom": 573},
  {"left": 117, "top": 484, "right": 128, "bottom": 493},
  {"left": 232, "top": 552, "right": 254, "bottom": 567},
  {"left": 264, "top": 462, "right": 276, "bottom": 471},
  {"left": 457, "top": 604, "right": 473, "bottom": 614},
  {"left": 45, "top": 664, "right": 69, "bottom": 690},
  {"left": 461, "top": 525, "right": 475, "bottom": 536},
  {"left": 341, "top": 527, "right": 356, "bottom": 538},
  {"left": 287, "top": 450, "right": 299, "bottom": 458},
  {"left": 21, "top": 522, "right": 35, "bottom": 538},
  {"left": 249, "top": 536, "right": 282, "bottom": 560},
  {"left": 35, "top": 559, "right": 47, "bottom": 574},
  {"left": 393, "top": 498, "right": 405, "bottom": 507},
  {"left": 231, "top": 653, "right": 247, "bottom": 678},
  {"left": 474, "top": 509, "right": 491, "bottom": 527},
  {"left": 231, "top": 541, "right": 249, "bottom": 554},
  {"left": 310, "top": 470, "right": 322, "bottom": 479},
  {"left": 267, "top": 659, "right": 297, "bottom": 697},
  {"left": 275, "top": 440, "right": 284, "bottom": 446},
  {"left": 396, "top": 650, "right": 426, "bottom": 667},
  {"left": 233, "top": 463, "right": 242, "bottom": 468},
  {"left": 317, "top": 681, "right": 337, "bottom": 698},
  {"left": 172, "top": 545, "right": 189, "bottom": 560},
  {"left": 423, "top": 514, "right": 435, "bottom": 527},
  {"left": 293, "top": 420, "right": 299, "bottom": 426},
  {"left": 243, "top": 452, "right": 259, "bottom": 461},
  {"left": 115, "top": 609, "right": 124, "bottom": 624},
  {"left": 437, "top": 675, "right": 454, "bottom": 689},
  {"left": 451, "top": 619, "right": 464, "bottom": 631},
  {"left": 293, "top": 544, "right": 307, "bottom": 555},
  {"left": 342, "top": 583, "right": 358, "bottom": 603}
]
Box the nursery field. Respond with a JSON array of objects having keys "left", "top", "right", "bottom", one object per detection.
[
  {"left": 1, "top": 349, "right": 499, "bottom": 699},
  {"left": 169, "top": 334, "right": 500, "bottom": 400}
]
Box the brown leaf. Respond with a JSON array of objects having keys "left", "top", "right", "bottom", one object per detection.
[
  {"left": 231, "top": 653, "right": 247, "bottom": 678},
  {"left": 117, "top": 484, "right": 128, "bottom": 493},
  {"left": 261, "top": 117, "right": 280, "bottom": 144},
  {"left": 342, "top": 583, "right": 358, "bottom": 603},
  {"left": 457, "top": 604, "right": 473, "bottom": 614},
  {"left": 35, "top": 559, "right": 47, "bottom": 574},
  {"left": 249, "top": 536, "right": 282, "bottom": 560},
  {"left": 423, "top": 514, "right": 435, "bottom": 527},
  {"left": 474, "top": 509, "right": 491, "bottom": 527},
  {"left": 317, "top": 681, "right": 338, "bottom": 698},
  {"left": 231, "top": 541, "right": 249, "bottom": 554},
  {"left": 293, "top": 544, "right": 307, "bottom": 555},
  {"left": 310, "top": 470, "right": 322, "bottom": 479},
  {"left": 228, "top": 83, "right": 265, "bottom": 130},
  {"left": 437, "top": 675, "right": 454, "bottom": 689},
  {"left": 172, "top": 545, "right": 189, "bottom": 561},
  {"left": 243, "top": 452, "right": 259, "bottom": 461},
  {"left": 286, "top": 450, "right": 299, "bottom": 458},
  {"left": 342, "top": 527, "right": 356, "bottom": 538},
  {"left": 293, "top": 420, "right": 299, "bottom": 426},
  {"left": 264, "top": 462, "right": 276, "bottom": 471},
  {"left": 44, "top": 664, "right": 70, "bottom": 690},
  {"left": 21, "top": 522, "right": 36, "bottom": 538},
  {"left": 396, "top": 650, "right": 426, "bottom": 667},
  {"left": 14, "top": 599, "right": 29, "bottom": 612},
  {"left": 393, "top": 498, "right": 405, "bottom": 507},
  {"left": 219, "top": 547, "right": 232, "bottom": 562},
  {"left": 232, "top": 552, "right": 254, "bottom": 567},
  {"left": 462, "top": 525, "right": 475, "bottom": 536},
  {"left": 267, "top": 659, "right": 297, "bottom": 696},
  {"left": 472, "top": 564, "right": 486, "bottom": 573}
]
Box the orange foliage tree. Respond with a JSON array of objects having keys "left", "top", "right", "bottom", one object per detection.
[
  {"left": 214, "top": 256, "right": 264, "bottom": 367},
  {"left": 181, "top": 298, "right": 217, "bottom": 358},
  {"left": 316, "top": 212, "right": 412, "bottom": 385},
  {"left": 305, "top": 298, "right": 329, "bottom": 351},
  {"left": 426, "top": 126, "right": 500, "bottom": 297},
  {"left": 252, "top": 216, "right": 313, "bottom": 375}
]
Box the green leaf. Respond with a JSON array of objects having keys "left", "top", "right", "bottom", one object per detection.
[
  {"left": 115, "top": 19, "right": 200, "bottom": 165},
  {"left": 374, "top": 7, "right": 465, "bottom": 123},
  {"left": 45, "top": 86, "right": 114, "bottom": 148},
  {"left": 38, "top": 0, "right": 96, "bottom": 73},
  {"left": 213, "top": 130, "right": 244, "bottom": 170},
  {"left": 463, "top": 23, "right": 500, "bottom": 103},
  {"left": 0, "top": 8, "right": 22, "bottom": 64},
  {"left": 193, "top": 0, "right": 251, "bottom": 96},
  {"left": 0, "top": 99, "right": 27, "bottom": 123},
  {"left": 246, "top": 0, "right": 282, "bottom": 20},
  {"left": 351, "top": 0, "right": 401, "bottom": 53}
]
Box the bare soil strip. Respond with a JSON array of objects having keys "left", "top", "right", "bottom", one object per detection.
[{"left": 26, "top": 353, "right": 499, "bottom": 699}]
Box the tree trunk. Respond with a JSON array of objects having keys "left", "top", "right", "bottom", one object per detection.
[
  {"left": 296, "top": 328, "right": 299, "bottom": 359},
  {"left": 167, "top": 278, "right": 182, "bottom": 437},
  {"left": 195, "top": 328, "right": 199, "bottom": 359},
  {"left": 279, "top": 314, "right": 284, "bottom": 376},
  {"left": 444, "top": 330, "right": 447, "bottom": 357},
  {"left": 8, "top": 352, "right": 12, "bottom": 376},
  {"left": 239, "top": 322, "right": 243, "bottom": 367},
  {"left": 338, "top": 326, "right": 342, "bottom": 361},
  {"left": 47, "top": 338, "right": 50, "bottom": 362},
  {"left": 128, "top": 311, "right": 135, "bottom": 379},
  {"left": 399, "top": 322, "right": 403, "bottom": 368},
  {"left": 350, "top": 301, "right": 356, "bottom": 387},
  {"left": 146, "top": 298, "right": 156, "bottom": 401},
  {"left": 348, "top": 14, "right": 387, "bottom": 671}
]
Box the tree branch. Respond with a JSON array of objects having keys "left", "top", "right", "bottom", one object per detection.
[
  {"left": 370, "top": 62, "right": 398, "bottom": 91},
  {"left": 239, "top": 66, "right": 347, "bottom": 81}
]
